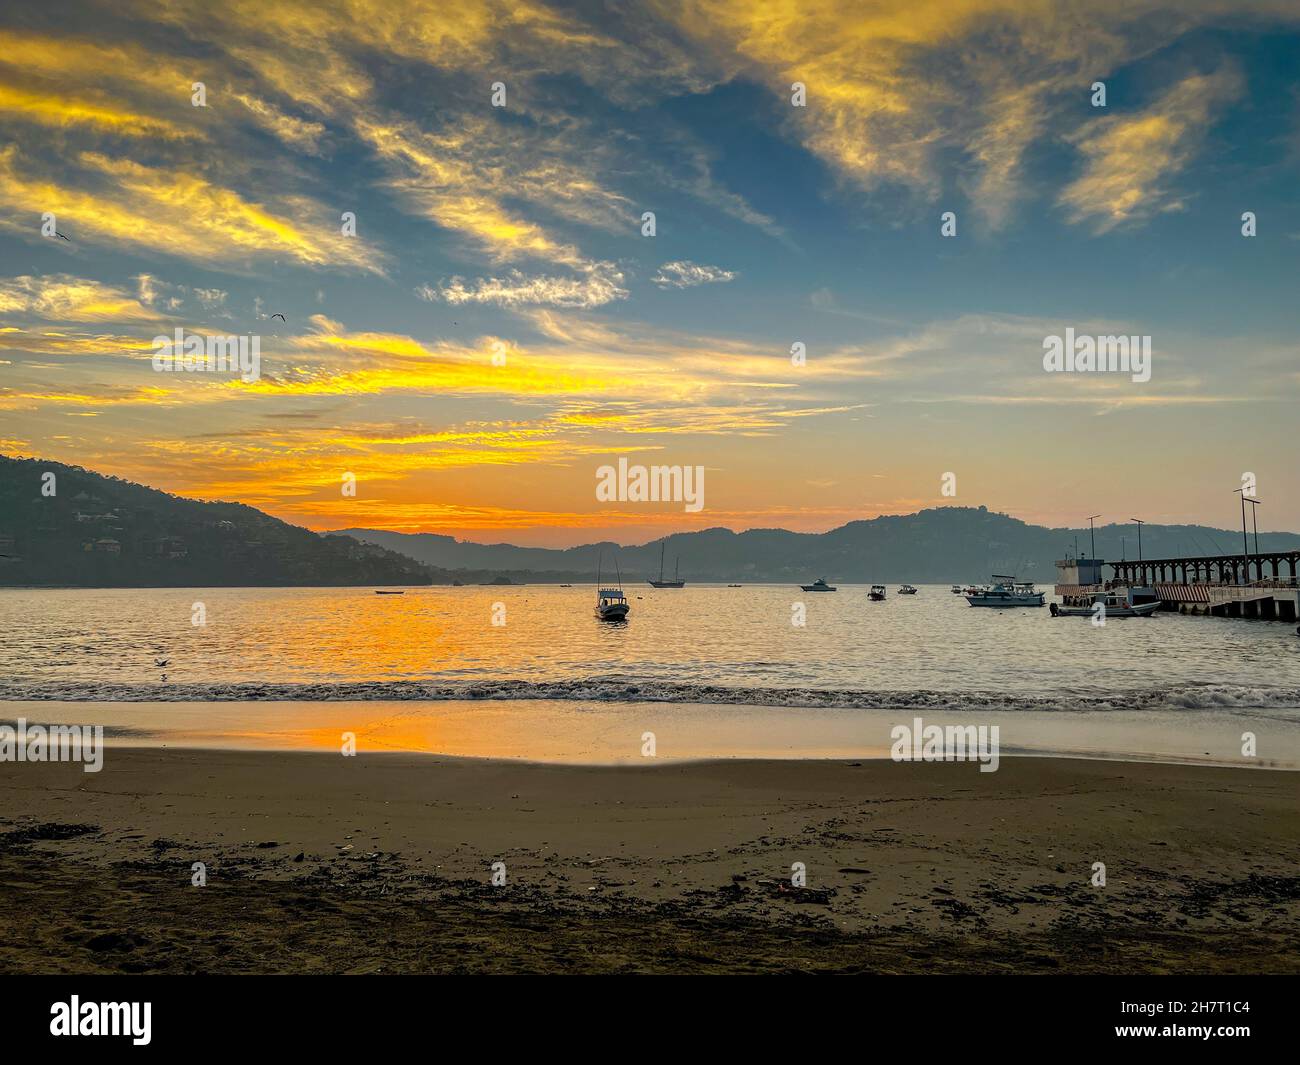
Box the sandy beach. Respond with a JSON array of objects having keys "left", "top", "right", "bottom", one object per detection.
[{"left": 2, "top": 747, "right": 1297, "bottom": 974}]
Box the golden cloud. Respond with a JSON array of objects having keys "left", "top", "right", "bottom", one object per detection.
[
  {"left": 0, "top": 275, "right": 162, "bottom": 323},
  {"left": 1059, "top": 68, "right": 1244, "bottom": 231}
]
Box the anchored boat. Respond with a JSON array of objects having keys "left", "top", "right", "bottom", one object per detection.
[
  {"left": 800, "top": 577, "right": 837, "bottom": 592},
  {"left": 966, "top": 576, "right": 1046, "bottom": 608},
  {"left": 869, "top": 585, "right": 887, "bottom": 600},
  {"left": 647, "top": 542, "right": 685, "bottom": 588},
  {"left": 1051, "top": 593, "right": 1160, "bottom": 618},
  {"left": 899, "top": 584, "right": 918, "bottom": 595},
  {"left": 594, "top": 553, "right": 630, "bottom": 620}
]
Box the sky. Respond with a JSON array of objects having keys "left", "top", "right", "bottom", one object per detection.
[{"left": 1, "top": 0, "right": 1298, "bottom": 547}]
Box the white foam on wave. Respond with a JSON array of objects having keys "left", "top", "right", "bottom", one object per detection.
[{"left": 2, "top": 678, "right": 1299, "bottom": 712}]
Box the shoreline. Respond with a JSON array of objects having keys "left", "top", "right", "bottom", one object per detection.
[
  {"left": 2, "top": 747, "right": 1298, "bottom": 973},
  {"left": 3, "top": 697, "right": 1298, "bottom": 769}
]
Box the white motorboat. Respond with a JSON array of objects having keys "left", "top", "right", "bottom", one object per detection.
[
  {"left": 899, "top": 584, "right": 918, "bottom": 595},
  {"left": 596, "top": 588, "right": 629, "bottom": 620},
  {"left": 869, "top": 585, "right": 887, "bottom": 600},
  {"left": 966, "top": 576, "right": 1046, "bottom": 608},
  {"left": 595, "top": 553, "right": 630, "bottom": 620},
  {"left": 1051, "top": 594, "right": 1160, "bottom": 618}
]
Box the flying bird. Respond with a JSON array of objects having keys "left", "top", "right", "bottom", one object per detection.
[
  {"left": 54, "top": 231, "right": 71, "bottom": 242},
  {"left": 270, "top": 313, "right": 286, "bottom": 322}
]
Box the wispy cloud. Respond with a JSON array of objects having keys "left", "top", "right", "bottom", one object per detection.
[
  {"left": 417, "top": 264, "right": 628, "bottom": 308},
  {"left": 652, "top": 261, "right": 737, "bottom": 288},
  {"left": 1059, "top": 67, "right": 1244, "bottom": 232}
]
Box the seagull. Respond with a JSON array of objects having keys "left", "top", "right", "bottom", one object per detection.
[
  {"left": 54, "top": 231, "right": 71, "bottom": 242},
  {"left": 155, "top": 658, "right": 170, "bottom": 667},
  {"left": 270, "top": 313, "right": 286, "bottom": 322}
]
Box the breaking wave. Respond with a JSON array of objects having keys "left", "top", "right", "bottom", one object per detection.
[{"left": 2, "top": 678, "right": 1299, "bottom": 712}]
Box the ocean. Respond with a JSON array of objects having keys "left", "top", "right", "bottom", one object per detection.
[{"left": 3, "top": 585, "right": 1298, "bottom": 763}]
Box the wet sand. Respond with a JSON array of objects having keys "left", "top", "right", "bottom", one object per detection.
[
  {"left": 6, "top": 697, "right": 1299, "bottom": 767},
  {"left": 1, "top": 748, "right": 1298, "bottom": 973}
]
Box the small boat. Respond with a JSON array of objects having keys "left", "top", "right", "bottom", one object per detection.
[
  {"left": 727, "top": 583, "right": 742, "bottom": 588},
  {"left": 800, "top": 577, "right": 837, "bottom": 592},
  {"left": 595, "top": 552, "right": 630, "bottom": 620},
  {"left": 869, "top": 585, "right": 887, "bottom": 600},
  {"left": 966, "top": 576, "right": 1046, "bottom": 608},
  {"left": 1050, "top": 594, "right": 1160, "bottom": 618},
  {"left": 950, "top": 585, "right": 963, "bottom": 594},
  {"left": 647, "top": 542, "right": 685, "bottom": 588},
  {"left": 899, "top": 584, "right": 918, "bottom": 595},
  {"left": 596, "top": 588, "right": 629, "bottom": 620},
  {"left": 374, "top": 590, "right": 405, "bottom": 595}
]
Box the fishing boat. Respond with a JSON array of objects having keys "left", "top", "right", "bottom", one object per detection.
[
  {"left": 800, "top": 577, "right": 837, "bottom": 592},
  {"left": 869, "top": 585, "right": 887, "bottom": 600},
  {"left": 596, "top": 588, "right": 629, "bottom": 620},
  {"left": 595, "top": 553, "right": 630, "bottom": 620},
  {"left": 1050, "top": 593, "right": 1160, "bottom": 618},
  {"left": 965, "top": 576, "right": 1046, "bottom": 608},
  {"left": 647, "top": 542, "right": 685, "bottom": 588},
  {"left": 899, "top": 584, "right": 918, "bottom": 595}
]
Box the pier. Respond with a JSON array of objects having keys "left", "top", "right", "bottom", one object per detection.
[{"left": 1054, "top": 553, "right": 1300, "bottom": 621}]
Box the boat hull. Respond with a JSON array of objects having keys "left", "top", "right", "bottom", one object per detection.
[
  {"left": 966, "top": 595, "right": 1046, "bottom": 607},
  {"left": 647, "top": 580, "right": 685, "bottom": 588},
  {"left": 595, "top": 604, "right": 629, "bottom": 620},
  {"left": 800, "top": 586, "right": 836, "bottom": 592},
  {"left": 1050, "top": 600, "right": 1160, "bottom": 618}
]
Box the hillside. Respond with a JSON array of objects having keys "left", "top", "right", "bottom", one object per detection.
[
  {"left": 339, "top": 508, "right": 1300, "bottom": 584},
  {"left": 5, "top": 454, "right": 1295, "bottom": 588},
  {"left": 0, "top": 456, "right": 432, "bottom": 587}
]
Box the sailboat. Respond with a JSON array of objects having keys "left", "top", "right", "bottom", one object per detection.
[
  {"left": 647, "top": 542, "right": 685, "bottom": 588},
  {"left": 595, "top": 552, "right": 630, "bottom": 621}
]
